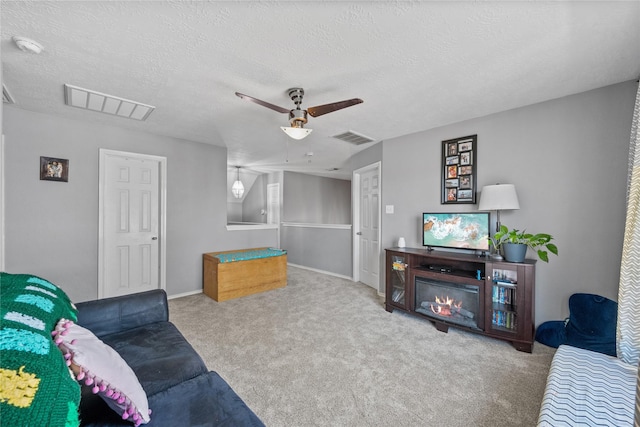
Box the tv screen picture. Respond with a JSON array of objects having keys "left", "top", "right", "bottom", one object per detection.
[{"left": 423, "top": 212, "right": 489, "bottom": 251}]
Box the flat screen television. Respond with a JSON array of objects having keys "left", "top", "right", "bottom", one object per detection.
[{"left": 422, "top": 212, "right": 490, "bottom": 252}]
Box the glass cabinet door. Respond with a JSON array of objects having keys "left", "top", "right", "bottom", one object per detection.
[
  {"left": 487, "top": 265, "right": 521, "bottom": 335},
  {"left": 390, "top": 254, "right": 407, "bottom": 306}
]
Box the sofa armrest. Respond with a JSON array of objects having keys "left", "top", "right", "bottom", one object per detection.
[{"left": 76, "top": 289, "right": 169, "bottom": 338}]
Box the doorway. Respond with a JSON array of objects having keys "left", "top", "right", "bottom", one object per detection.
[
  {"left": 352, "top": 162, "right": 381, "bottom": 291},
  {"left": 98, "top": 149, "right": 166, "bottom": 298}
]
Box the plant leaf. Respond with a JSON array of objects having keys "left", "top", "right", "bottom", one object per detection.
[{"left": 538, "top": 250, "right": 549, "bottom": 262}]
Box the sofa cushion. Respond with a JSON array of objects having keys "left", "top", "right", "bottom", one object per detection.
[
  {"left": 565, "top": 293, "right": 617, "bottom": 356},
  {"left": 54, "top": 319, "right": 150, "bottom": 425},
  {"left": 80, "top": 371, "right": 265, "bottom": 427},
  {"left": 100, "top": 322, "right": 208, "bottom": 397},
  {"left": 76, "top": 290, "right": 169, "bottom": 339},
  {"left": 144, "top": 371, "right": 265, "bottom": 427},
  {"left": 78, "top": 321, "right": 209, "bottom": 425}
]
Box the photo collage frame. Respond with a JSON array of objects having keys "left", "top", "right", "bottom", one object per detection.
[{"left": 441, "top": 135, "right": 477, "bottom": 204}]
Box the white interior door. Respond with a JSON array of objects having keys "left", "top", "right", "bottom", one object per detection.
[
  {"left": 267, "top": 183, "right": 280, "bottom": 225},
  {"left": 99, "top": 150, "right": 166, "bottom": 299},
  {"left": 267, "top": 183, "right": 281, "bottom": 248},
  {"left": 355, "top": 163, "right": 381, "bottom": 290}
]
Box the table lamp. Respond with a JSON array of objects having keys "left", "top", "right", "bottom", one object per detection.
[{"left": 478, "top": 183, "right": 520, "bottom": 232}]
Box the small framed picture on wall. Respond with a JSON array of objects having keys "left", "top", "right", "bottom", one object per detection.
[
  {"left": 40, "top": 156, "right": 69, "bottom": 182},
  {"left": 441, "top": 135, "right": 477, "bottom": 204}
]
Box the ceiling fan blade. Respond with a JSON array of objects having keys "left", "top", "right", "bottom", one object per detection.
[
  {"left": 307, "top": 98, "right": 363, "bottom": 117},
  {"left": 235, "top": 92, "right": 290, "bottom": 114}
]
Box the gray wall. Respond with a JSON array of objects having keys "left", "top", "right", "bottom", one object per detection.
[
  {"left": 227, "top": 201, "right": 242, "bottom": 222},
  {"left": 283, "top": 171, "right": 351, "bottom": 224},
  {"left": 373, "top": 81, "right": 637, "bottom": 325},
  {"left": 282, "top": 225, "right": 352, "bottom": 277},
  {"left": 242, "top": 173, "right": 267, "bottom": 223},
  {"left": 3, "top": 107, "right": 278, "bottom": 302},
  {"left": 348, "top": 141, "right": 382, "bottom": 172}
]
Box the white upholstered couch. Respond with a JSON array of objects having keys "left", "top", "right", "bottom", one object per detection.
[{"left": 537, "top": 344, "right": 639, "bottom": 426}]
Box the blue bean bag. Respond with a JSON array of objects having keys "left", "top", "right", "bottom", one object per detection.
[{"left": 535, "top": 293, "right": 617, "bottom": 356}]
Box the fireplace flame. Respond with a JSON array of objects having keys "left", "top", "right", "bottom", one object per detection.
[{"left": 430, "top": 295, "right": 463, "bottom": 317}]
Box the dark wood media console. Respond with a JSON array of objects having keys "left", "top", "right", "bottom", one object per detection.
[{"left": 385, "top": 247, "right": 536, "bottom": 352}]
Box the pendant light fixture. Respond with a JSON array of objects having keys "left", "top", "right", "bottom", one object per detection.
[{"left": 231, "top": 166, "right": 244, "bottom": 199}]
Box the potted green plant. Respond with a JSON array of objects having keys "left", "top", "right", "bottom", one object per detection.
[{"left": 489, "top": 225, "right": 558, "bottom": 263}]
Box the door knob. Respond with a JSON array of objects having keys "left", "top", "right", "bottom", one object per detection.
[
  {"left": 356, "top": 232, "right": 362, "bottom": 235},
  {"left": 152, "top": 237, "right": 158, "bottom": 240}
]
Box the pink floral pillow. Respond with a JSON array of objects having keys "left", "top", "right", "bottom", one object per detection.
[{"left": 53, "top": 319, "right": 151, "bottom": 426}]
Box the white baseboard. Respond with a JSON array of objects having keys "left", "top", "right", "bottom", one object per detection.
[
  {"left": 167, "top": 289, "right": 203, "bottom": 300},
  {"left": 287, "top": 262, "right": 354, "bottom": 281}
]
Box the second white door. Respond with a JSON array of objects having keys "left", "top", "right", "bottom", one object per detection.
[{"left": 358, "top": 166, "right": 380, "bottom": 289}]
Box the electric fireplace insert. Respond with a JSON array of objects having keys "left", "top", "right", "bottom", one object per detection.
[{"left": 414, "top": 277, "right": 483, "bottom": 330}]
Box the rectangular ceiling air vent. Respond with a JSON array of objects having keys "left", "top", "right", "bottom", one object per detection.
[
  {"left": 332, "top": 130, "right": 376, "bottom": 146},
  {"left": 64, "top": 84, "right": 155, "bottom": 121},
  {"left": 3, "top": 84, "right": 15, "bottom": 104}
]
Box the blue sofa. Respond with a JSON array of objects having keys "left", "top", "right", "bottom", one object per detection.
[{"left": 75, "top": 289, "right": 264, "bottom": 427}]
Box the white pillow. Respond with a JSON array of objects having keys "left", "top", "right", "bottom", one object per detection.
[{"left": 53, "top": 319, "right": 151, "bottom": 425}]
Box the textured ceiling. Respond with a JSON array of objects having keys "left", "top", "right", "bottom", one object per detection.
[{"left": 2, "top": 1, "right": 639, "bottom": 181}]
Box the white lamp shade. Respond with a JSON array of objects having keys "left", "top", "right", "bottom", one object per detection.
[
  {"left": 231, "top": 179, "right": 244, "bottom": 198},
  {"left": 281, "top": 126, "right": 312, "bottom": 140},
  {"left": 478, "top": 184, "right": 520, "bottom": 211}
]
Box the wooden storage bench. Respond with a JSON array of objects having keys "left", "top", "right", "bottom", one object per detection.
[{"left": 203, "top": 247, "right": 287, "bottom": 302}]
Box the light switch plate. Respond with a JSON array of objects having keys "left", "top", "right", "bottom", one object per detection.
[{"left": 385, "top": 205, "right": 394, "bottom": 214}]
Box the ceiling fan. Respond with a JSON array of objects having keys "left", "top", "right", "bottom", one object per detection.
[{"left": 235, "top": 88, "right": 363, "bottom": 140}]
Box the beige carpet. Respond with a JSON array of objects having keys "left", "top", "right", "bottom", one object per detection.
[{"left": 169, "top": 266, "right": 555, "bottom": 427}]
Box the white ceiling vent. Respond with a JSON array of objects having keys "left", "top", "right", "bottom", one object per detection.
[
  {"left": 3, "top": 84, "right": 15, "bottom": 104},
  {"left": 332, "top": 130, "right": 376, "bottom": 145},
  {"left": 64, "top": 84, "right": 155, "bottom": 121}
]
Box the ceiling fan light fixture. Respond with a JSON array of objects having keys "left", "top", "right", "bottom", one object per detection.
[
  {"left": 281, "top": 126, "right": 312, "bottom": 140},
  {"left": 282, "top": 109, "right": 312, "bottom": 139}
]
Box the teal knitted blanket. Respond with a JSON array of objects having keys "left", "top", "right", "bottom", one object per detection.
[{"left": 0, "top": 272, "right": 80, "bottom": 427}]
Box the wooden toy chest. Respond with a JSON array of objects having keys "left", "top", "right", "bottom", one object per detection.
[{"left": 203, "top": 247, "right": 287, "bottom": 302}]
